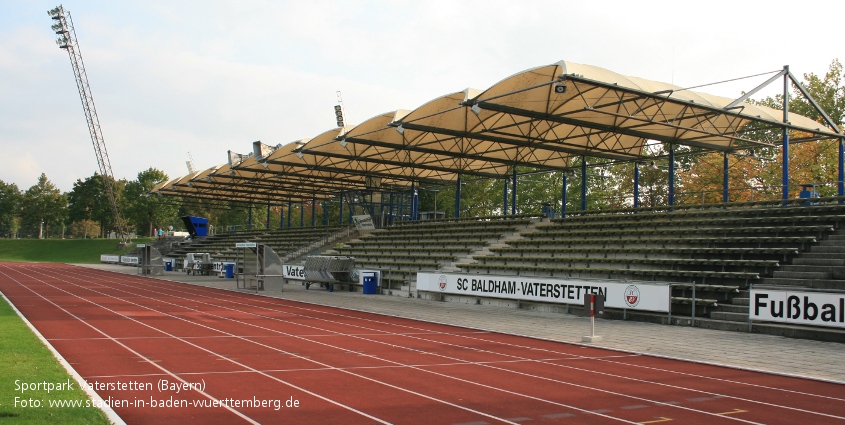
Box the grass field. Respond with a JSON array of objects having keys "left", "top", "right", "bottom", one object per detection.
[
  {"left": 0, "top": 295, "right": 111, "bottom": 424},
  {"left": 0, "top": 238, "right": 151, "bottom": 264}
]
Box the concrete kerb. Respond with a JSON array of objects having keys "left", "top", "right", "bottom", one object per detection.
[{"left": 77, "top": 263, "right": 845, "bottom": 384}]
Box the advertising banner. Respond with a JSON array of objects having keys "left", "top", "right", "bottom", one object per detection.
[
  {"left": 417, "top": 272, "right": 670, "bottom": 312},
  {"left": 283, "top": 264, "right": 306, "bottom": 280},
  {"left": 750, "top": 288, "right": 845, "bottom": 328}
]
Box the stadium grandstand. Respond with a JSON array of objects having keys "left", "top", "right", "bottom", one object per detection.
[{"left": 150, "top": 60, "right": 845, "bottom": 343}]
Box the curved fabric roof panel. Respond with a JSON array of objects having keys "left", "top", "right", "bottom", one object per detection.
[
  {"left": 332, "top": 92, "right": 572, "bottom": 177},
  {"left": 152, "top": 59, "right": 839, "bottom": 204},
  {"left": 300, "top": 119, "right": 479, "bottom": 182},
  {"left": 451, "top": 61, "right": 836, "bottom": 157},
  {"left": 238, "top": 136, "right": 416, "bottom": 190}
]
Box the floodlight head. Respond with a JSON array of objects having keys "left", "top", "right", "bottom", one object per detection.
[
  {"left": 553, "top": 84, "right": 567, "bottom": 94},
  {"left": 297, "top": 151, "right": 304, "bottom": 159},
  {"left": 470, "top": 104, "right": 482, "bottom": 115},
  {"left": 339, "top": 139, "right": 348, "bottom": 148},
  {"left": 396, "top": 125, "right": 404, "bottom": 135}
]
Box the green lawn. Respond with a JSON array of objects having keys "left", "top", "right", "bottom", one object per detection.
[
  {"left": 0, "top": 296, "right": 111, "bottom": 424},
  {"left": 0, "top": 238, "right": 150, "bottom": 264}
]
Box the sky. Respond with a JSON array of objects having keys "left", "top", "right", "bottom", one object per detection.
[{"left": 1, "top": 0, "right": 842, "bottom": 193}]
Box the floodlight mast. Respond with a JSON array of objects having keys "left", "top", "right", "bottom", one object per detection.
[{"left": 49, "top": 5, "right": 129, "bottom": 245}]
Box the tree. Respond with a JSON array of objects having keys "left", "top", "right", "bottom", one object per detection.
[
  {"left": 124, "top": 168, "right": 179, "bottom": 236},
  {"left": 0, "top": 180, "right": 21, "bottom": 238},
  {"left": 69, "top": 219, "right": 100, "bottom": 239},
  {"left": 20, "top": 174, "right": 66, "bottom": 238}
]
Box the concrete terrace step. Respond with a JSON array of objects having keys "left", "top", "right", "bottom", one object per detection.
[
  {"left": 717, "top": 304, "right": 748, "bottom": 314},
  {"left": 709, "top": 311, "right": 749, "bottom": 322},
  {"left": 809, "top": 246, "right": 845, "bottom": 253},
  {"left": 772, "top": 271, "right": 832, "bottom": 279},
  {"left": 759, "top": 278, "right": 845, "bottom": 290},
  {"left": 792, "top": 258, "right": 845, "bottom": 266},
  {"left": 779, "top": 264, "right": 845, "bottom": 272}
]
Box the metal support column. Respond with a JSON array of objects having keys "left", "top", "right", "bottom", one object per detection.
[
  {"left": 581, "top": 157, "right": 587, "bottom": 211},
  {"left": 668, "top": 144, "right": 675, "bottom": 207},
  {"left": 633, "top": 164, "right": 640, "bottom": 209},
  {"left": 280, "top": 204, "right": 284, "bottom": 229},
  {"left": 248, "top": 204, "right": 253, "bottom": 230},
  {"left": 723, "top": 151, "right": 730, "bottom": 203},
  {"left": 287, "top": 201, "right": 292, "bottom": 228},
  {"left": 511, "top": 168, "right": 517, "bottom": 215},
  {"left": 300, "top": 203, "right": 304, "bottom": 228},
  {"left": 836, "top": 138, "right": 845, "bottom": 200},
  {"left": 266, "top": 203, "right": 270, "bottom": 230},
  {"left": 455, "top": 174, "right": 462, "bottom": 218},
  {"left": 503, "top": 179, "right": 509, "bottom": 216},
  {"left": 782, "top": 66, "right": 790, "bottom": 200},
  {"left": 311, "top": 195, "right": 316, "bottom": 227},
  {"left": 389, "top": 192, "right": 395, "bottom": 225},
  {"left": 561, "top": 173, "right": 568, "bottom": 217},
  {"left": 322, "top": 201, "right": 327, "bottom": 226},
  {"left": 410, "top": 182, "right": 416, "bottom": 220},
  {"left": 339, "top": 192, "right": 344, "bottom": 224}
]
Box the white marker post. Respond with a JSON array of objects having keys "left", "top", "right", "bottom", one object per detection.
[{"left": 582, "top": 293, "right": 604, "bottom": 343}]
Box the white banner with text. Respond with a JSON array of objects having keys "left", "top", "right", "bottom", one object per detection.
[
  {"left": 750, "top": 288, "right": 845, "bottom": 328},
  {"left": 283, "top": 264, "right": 306, "bottom": 280},
  {"left": 417, "top": 272, "right": 670, "bottom": 312}
]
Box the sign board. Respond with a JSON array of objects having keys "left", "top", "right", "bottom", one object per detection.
[
  {"left": 283, "top": 264, "right": 306, "bottom": 280},
  {"left": 235, "top": 242, "right": 257, "bottom": 248},
  {"left": 120, "top": 256, "right": 139, "bottom": 265},
  {"left": 137, "top": 244, "right": 146, "bottom": 248},
  {"left": 100, "top": 254, "right": 120, "bottom": 263},
  {"left": 750, "top": 288, "right": 845, "bottom": 328},
  {"left": 417, "top": 272, "right": 671, "bottom": 312},
  {"left": 352, "top": 215, "right": 376, "bottom": 230}
]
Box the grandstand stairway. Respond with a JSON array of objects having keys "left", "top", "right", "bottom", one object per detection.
[{"left": 699, "top": 228, "right": 845, "bottom": 342}]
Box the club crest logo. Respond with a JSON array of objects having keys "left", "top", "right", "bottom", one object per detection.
[
  {"left": 624, "top": 285, "right": 641, "bottom": 308},
  {"left": 438, "top": 275, "right": 448, "bottom": 291}
]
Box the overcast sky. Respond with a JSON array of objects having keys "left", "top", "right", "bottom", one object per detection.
[{"left": 1, "top": 0, "right": 842, "bottom": 192}]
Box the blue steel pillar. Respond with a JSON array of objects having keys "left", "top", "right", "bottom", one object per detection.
[
  {"left": 723, "top": 152, "right": 730, "bottom": 203},
  {"left": 339, "top": 192, "right": 344, "bottom": 224},
  {"left": 389, "top": 192, "right": 395, "bottom": 225},
  {"left": 668, "top": 145, "right": 675, "bottom": 207},
  {"left": 455, "top": 174, "right": 462, "bottom": 218},
  {"left": 322, "top": 201, "right": 327, "bottom": 226},
  {"left": 266, "top": 204, "right": 270, "bottom": 230},
  {"left": 839, "top": 138, "right": 844, "bottom": 199},
  {"left": 511, "top": 168, "right": 517, "bottom": 215},
  {"left": 287, "top": 201, "right": 292, "bottom": 228},
  {"left": 280, "top": 204, "right": 284, "bottom": 229},
  {"left": 580, "top": 157, "right": 587, "bottom": 211},
  {"left": 248, "top": 204, "right": 253, "bottom": 230},
  {"left": 561, "top": 173, "right": 568, "bottom": 217},
  {"left": 300, "top": 203, "right": 304, "bottom": 228},
  {"left": 633, "top": 164, "right": 640, "bottom": 209},
  {"left": 782, "top": 67, "right": 790, "bottom": 200},
  {"left": 410, "top": 182, "right": 416, "bottom": 220},
  {"left": 503, "top": 179, "right": 509, "bottom": 215},
  {"left": 311, "top": 195, "right": 316, "bottom": 227}
]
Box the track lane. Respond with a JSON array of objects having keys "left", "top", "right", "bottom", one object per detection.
[{"left": 5, "top": 263, "right": 845, "bottom": 424}]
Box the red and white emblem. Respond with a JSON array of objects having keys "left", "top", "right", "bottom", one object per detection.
[
  {"left": 624, "top": 285, "right": 640, "bottom": 308},
  {"left": 438, "top": 275, "right": 448, "bottom": 291}
]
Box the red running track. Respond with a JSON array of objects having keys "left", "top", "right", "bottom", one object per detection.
[{"left": 1, "top": 262, "right": 844, "bottom": 425}]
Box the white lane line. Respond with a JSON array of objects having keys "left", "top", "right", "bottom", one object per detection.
[
  {"left": 0, "top": 266, "right": 258, "bottom": 425},
  {"left": 20, "top": 264, "right": 526, "bottom": 425},
  {"left": 69, "top": 266, "right": 845, "bottom": 422},
  {"left": 7, "top": 265, "right": 393, "bottom": 425},
  {"left": 63, "top": 266, "right": 773, "bottom": 423}
]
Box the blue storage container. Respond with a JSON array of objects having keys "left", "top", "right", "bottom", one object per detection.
[{"left": 363, "top": 275, "right": 378, "bottom": 294}]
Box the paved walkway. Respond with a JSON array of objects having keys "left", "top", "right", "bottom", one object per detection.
[{"left": 79, "top": 264, "right": 845, "bottom": 383}]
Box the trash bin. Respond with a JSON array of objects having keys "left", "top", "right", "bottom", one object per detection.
[
  {"left": 362, "top": 275, "right": 378, "bottom": 294},
  {"left": 165, "top": 261, "right": 172, "bottom": 272},
  {"left": 224, "top": 263, "right": 234, "bottom": 279}
]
